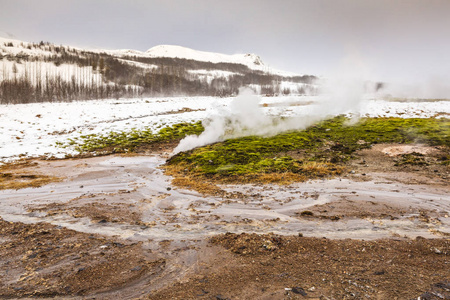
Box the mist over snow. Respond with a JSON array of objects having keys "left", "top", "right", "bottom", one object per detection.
[
  {"left": 173, "top": 54, "right": 372, "bottom": 154},
  {"left": 378, "top": 77, "right": 450, "bottom": 100}
]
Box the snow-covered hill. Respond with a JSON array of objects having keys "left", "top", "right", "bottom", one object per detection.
[
  {"left": 104, "top": 44, "right": 297, "bottom": 76},
  {"left": 145, "top": 45, "right": 295, "bottom": 75},
  {"left": 0, "top": 35, "right": 317, "bottom": 103}
]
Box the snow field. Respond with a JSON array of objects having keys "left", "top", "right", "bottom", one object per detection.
[{"left": 0, "top": 96, "right": 448, "bottom": 163}]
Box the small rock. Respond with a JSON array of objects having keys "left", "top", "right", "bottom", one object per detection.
[
  {"left": 131, "top": 266, "right": 142, "bottom": 271},
  {"left": 79, "top": 185, "right": 84, "bottom": 188},
  {"left": 418, "top": 292, "right": 435, "bottom": 300},
  {"left": 98, "top": 219, "right": 107, "bottom": 224},
  {"left": 197, "top": 289, "right": 209, "bottom": 296},
  {"left": 350, "top": 170, "right": 356, "bottom": 174},
  {"left": 292, "top": 287, "right": 307, "bottom": 296},
  {"left": 431, "top": 247, "right": 442, "bottom": 254},
  {"left": 215, "top": 295, "right": 229, "bottom": 300},
  {"left": 166, "top": 187, "right": 171, "bottom": 191}
]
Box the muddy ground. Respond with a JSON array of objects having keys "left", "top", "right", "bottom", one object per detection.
[{"left": 0, "top": 143, "right": 449, "bottom": 299}]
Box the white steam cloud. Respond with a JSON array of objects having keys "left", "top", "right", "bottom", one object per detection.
[
  {"left": 378, "top": 76, "right": 450, "bottom": 100},
  {"left": 173, "top": 54, "right": 372, "bottom": 155}
]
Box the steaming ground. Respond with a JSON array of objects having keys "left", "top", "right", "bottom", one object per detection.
[
  {"left": 1, "top": 94, "right": 449, "bottom": 162},
  {"left": 0, "top": 95, "right": 449, "bottom": 299}
]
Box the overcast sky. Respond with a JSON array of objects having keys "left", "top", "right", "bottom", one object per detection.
[{"left": 1, "top": 0, "right": 449, "bottom": 84}]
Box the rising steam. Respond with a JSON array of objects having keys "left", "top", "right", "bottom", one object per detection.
[{"left": 173, "top": 55, "right": 371, "bottom": 155}]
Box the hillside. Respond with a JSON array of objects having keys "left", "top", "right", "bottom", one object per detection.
[{"left": 0, "top": 37, "right": 317, "bottom": 104}]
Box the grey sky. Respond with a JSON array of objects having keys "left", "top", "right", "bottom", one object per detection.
[{"left": 1, "top": 0, "right": 449, "bottom": 83}]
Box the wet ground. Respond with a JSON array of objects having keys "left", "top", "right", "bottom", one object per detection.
[{"left": 0, "top": 144, "right": 449, "bottom": 299}]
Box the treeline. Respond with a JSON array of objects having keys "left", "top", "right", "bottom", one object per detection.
[
  {"left": 1, "top": 40, "right": 317, "bottom": 104},
  {"left": 0, "top": 75, "right": 139, "bottom": 104}
]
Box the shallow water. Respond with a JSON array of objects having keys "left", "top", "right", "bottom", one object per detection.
[{"left": 0, "top": 155, "right": 448, "bottom": 242}]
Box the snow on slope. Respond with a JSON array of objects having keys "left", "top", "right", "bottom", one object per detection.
[
  {"left": 187, "top": 69, "right": 238, "bottom": 84},
  {"left": 0, "top": 36, "right": 55, "bottom": 58},
  {"left": 0, "top": 60, "right": 102, "bottom": 85},
  {"left": 146, "top": 45, "right": 262, "bottom": 66},
  {"left": 1, "top": 33, "right": 300, "bottom": 79},
  {"left": 145, "top": 45, "right": 298, "bottom": 76},
  {"left": 105, "top": 44, "right": 299, "bottom": 76},
  {"left": 0, "top": 36, "right": 108, "bottom": 88}
]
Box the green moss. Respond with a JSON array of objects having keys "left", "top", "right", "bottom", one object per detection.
[
  {"left": 168, "top": 117, "right": 449, "bottom": 179},
  {"left": 58, "top": 121, "right": 204, "bottom": 153},
  {"left": 394, "top": 152, "right": 430, "bottom": 166},
  {"left": 60, "top": 116, "right": 449, "bottom": 181}
]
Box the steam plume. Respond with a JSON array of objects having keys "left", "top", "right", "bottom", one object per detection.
[{"left": 173, "top": 55, "right": 370, "bottom": 155}]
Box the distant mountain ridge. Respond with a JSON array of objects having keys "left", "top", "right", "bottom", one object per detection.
[
  {"left": 0, "top": 35, "right": 317, "bottom": 104},
  {"left": 106, "top": 44, "right": 295, "bottom": 76},
  {"left": 146, "top": 45, "right": 265, "bottom": 71}
]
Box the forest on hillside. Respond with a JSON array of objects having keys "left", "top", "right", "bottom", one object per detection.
[{"left": 0, "top": 41, "right": 317, "bottom": 104}]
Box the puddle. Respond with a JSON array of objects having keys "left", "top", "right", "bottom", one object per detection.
[{"left": 0, "top": 155, "right": 448, "bottom": 242}]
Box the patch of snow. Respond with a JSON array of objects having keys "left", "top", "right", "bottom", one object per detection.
[{"left": 187, "top": 69, "right": 238, "bottom": 84}]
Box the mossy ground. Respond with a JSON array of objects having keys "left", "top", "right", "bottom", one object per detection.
[
  {"left": 60, "top": 116, "right": 449, "bottom": 189},
  {"left": 57, "top": 121, "right": 204, "bottom": 155},
  {"left": 166, "top": 117, "right": 449, "bottom": 187}
]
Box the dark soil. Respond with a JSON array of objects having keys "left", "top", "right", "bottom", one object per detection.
[
  {"left": 150, "top": 233, "right": 450, "bottom": 300},
  {"left": 0, "top": 142, "right": 449, "bottom": 299},
  {"left": 0, "top": 218, "right": 164, "bottom": 298},
  {"left": 1, "top": 218, "right": 448, "bottom": 299}
]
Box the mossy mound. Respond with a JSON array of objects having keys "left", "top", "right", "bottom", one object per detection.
[
  {"left": 59, "top": 116, "right": 449, "bottom": 185},
  {"left": 167, "top": 117, "right": 449, "bottom": 184}
]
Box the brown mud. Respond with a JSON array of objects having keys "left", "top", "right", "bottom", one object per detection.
[{"left": 0, "top": 143, "right": 448, "bottom": 299}]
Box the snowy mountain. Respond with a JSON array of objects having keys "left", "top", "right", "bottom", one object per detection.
[
  {"left": 106, "top": 44, "right": 296, "bottom": 77},
  {"left": 0, "top": 35, "right": 317, "bottom": 104},
  {"left": 146, "top": 45, "right": 268, "bottom": 71}
]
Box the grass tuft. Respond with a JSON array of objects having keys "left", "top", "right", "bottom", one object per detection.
[{"left": 0, "top": 160, "right": 60, "bottom": 190}]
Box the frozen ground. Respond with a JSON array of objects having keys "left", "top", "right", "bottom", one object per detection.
[{"left": 1, "top": 96, "right": 449, "bottom": 163}]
